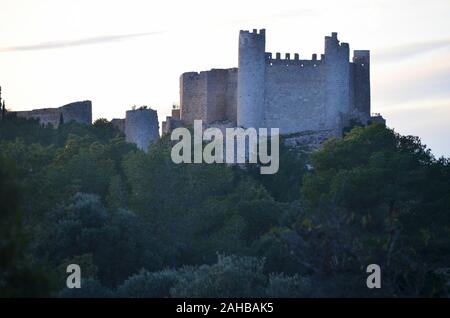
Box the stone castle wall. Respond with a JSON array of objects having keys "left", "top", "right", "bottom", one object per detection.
[
  {"left": 263, "top": 54, "right": 331, "bottom": 135},
  {"left": 15, "top": 108, "right": 61, "bottom": 127},
  {"left": 14, "top": 101, "right": 92, "bottom": 128},
  {"left": 180, "top": 68, "right": 237, "bottom": 125},
  {"left": 14, "top": 100, "right": 159, "bottom": 153},
  {"left": 180, "top": 72, "right": 207, "bottom": 124},
  {"left": 59, "top": 101, "right": 92, "bottom": 125}
]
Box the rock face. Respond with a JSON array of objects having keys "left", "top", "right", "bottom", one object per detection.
[
  {"left": 14, "top": 101, "right": 92, "bottom": 128},
  {"left": 176, "top": 29, "right": 380, "bottom": 139},
  {"left": 124, "top": 108, "right": 159, "bottom": 152}
]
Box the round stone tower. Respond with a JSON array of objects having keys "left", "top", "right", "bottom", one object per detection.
[
  {"left": 237, "top": 29, "right": 266, "bottom": 129},
  {"left": 125, "top": 108, "right": 159, "bottom": 152}
]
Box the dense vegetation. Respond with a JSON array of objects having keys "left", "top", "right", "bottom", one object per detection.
[{"left": 0, "top": 115, "right": 449, "bottom": 297}]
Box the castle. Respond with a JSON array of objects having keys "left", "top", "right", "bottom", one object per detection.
[
  {"left": 163, "top": 29, "right": 384, "bottom": 144},
  {"left": 4, "top": 29, "right": 385, "bottom": 153}
]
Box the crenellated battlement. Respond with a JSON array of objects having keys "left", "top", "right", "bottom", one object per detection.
[
  {"left": 240, "top": 28, "right": 265, "bottom": 36},
  {"left": 265, "top": 52, "right": 323, "bottom": 68},
  {"left": 353, "top": 50, "right": 370, "bottom": 65},
  {"left": 239, "top": 29, "right": 266, "bottom": 47}
]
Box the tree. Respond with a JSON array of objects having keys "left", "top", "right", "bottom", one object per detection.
[
  {"left": 296, "top": 124, "right": 450, "bottom": 296},
  {"left": 170, "top": 255, "right": 267, "bottom": 298},
  {"left": 116, "top": 269, "right": 180, "bottom": 298},
  {"left": 0, "top": 157, "right": 51, "bottom": 297}
]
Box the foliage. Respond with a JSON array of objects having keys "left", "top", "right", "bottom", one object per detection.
[
  {"left": 297, "top": 124, "right": 450, "bottom": 296},
  {"left": 0, "top": 117, "right": 449, "bottom": 298},
  {"left": 0, "top": 156, "right": 52, "bottom": 297}
]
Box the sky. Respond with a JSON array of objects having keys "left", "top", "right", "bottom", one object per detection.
[{"left": 0, "top": 0, "right": 449, "bottom": 157}]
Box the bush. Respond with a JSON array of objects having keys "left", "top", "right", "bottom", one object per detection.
[
  {"left": 265, "top": 273, "right": 312, "bottom": 298},
  {"left": 57, "top": 277, "right": 113, "bottom": 298},
  {"left": 116, "top": 269, "right": 180, "bottom": 298},
  {"left": 170, "top": 255, "right": 267, "bottom": 298}
]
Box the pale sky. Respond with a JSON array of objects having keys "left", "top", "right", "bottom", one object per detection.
[{"left": 1, "top": 0, "right": 449, "bottom": 157}]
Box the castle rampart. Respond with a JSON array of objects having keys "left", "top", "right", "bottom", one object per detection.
[
  {"left": 180, "top": 68, "right": 237, "bottom": 125},
  {"left": 59, "top": 101, "right": 92, "bottom": 125},
  {"left": 14, "top": 100, "right": 92, "bottom": 128}
]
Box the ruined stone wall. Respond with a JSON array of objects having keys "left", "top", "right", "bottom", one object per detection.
[
  {"left": 205, "top": 68, "right": 238, "bottom": 124},
  {"left": 180, "top": 68, "right": 237, "bottom": 125},
  {"left": 171, "top": 108, "right": 181, "bottom": 119},
  {"left": 125, "top": 108, "right": 159, "bottom": 152},
  {"left": 225, "top": 68, "right": 238, "bottom": 125},
  {"left": 162, "top": 108, "right": 182, "bottom": 134},
  {"left": 59, "top": 101, "right": 92, "bottom": 125},
  {"left": 162, "top": 116, "right": 183, "bottom": 135},
  {"left": 111, "top": 118, "right": 125, "bottom": 133},
  {"left": 205, "top": 69, "right": 228, "bottom": 123},
  {"left": 15, "top": 108, "right": 60, "bottom": 127},
  {"left": 180, "top": 72, "right": 207, "bottom": 124},
  {"left": 14, "top": 100, "right": 92, "bottom": 128}
]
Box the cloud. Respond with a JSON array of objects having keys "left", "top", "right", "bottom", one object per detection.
[
  {"left": 0, "top": 31, "right": 164, "bottom": 53},
  {"left": 373, "top": 51, "right": 450, "bottom": 106},
  {"left": 375, "top": 39, "right": 450, "bottom": 63},
  {"left": 378, "top": 98, "right": 450, "bottom": 158}
]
